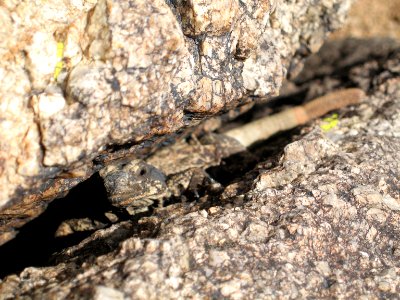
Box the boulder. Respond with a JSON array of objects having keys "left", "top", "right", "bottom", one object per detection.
[
  {"left": 0, "top": 36, "right": 399, "bottom": 299},
  {"left": 0, "top": 0, "right": 353, "bottom": 243}
]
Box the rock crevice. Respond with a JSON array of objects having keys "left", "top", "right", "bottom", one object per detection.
[{"left": 0, "top": 0, "right": 355, "bottom": 247}]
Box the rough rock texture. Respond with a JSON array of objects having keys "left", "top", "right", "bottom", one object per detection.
[
  {"left": 0, "top": 38, "right": 399, "bottom": 299},
  {"left": 0, "top": 0, "right": 353, "bottom": 216}
]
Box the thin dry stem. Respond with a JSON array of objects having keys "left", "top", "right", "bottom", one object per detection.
[{"left": 225, "top": 88, "right": 365, "bottom": 147}]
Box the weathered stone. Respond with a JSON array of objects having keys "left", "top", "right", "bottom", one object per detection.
[
  {"left": 0, "top": 0, "right": 353, "bottom": 221},
  {"left": 0, "top": 37, "right": 399, "bottom": 299}
]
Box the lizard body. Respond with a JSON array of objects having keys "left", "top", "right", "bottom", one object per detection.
[{"left": 100, "top": 88, "right": 365, "bottom": 214}]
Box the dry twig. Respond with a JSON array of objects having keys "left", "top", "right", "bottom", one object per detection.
[{"left": 224, "top": 88, "right": 366, "bottom": 147}]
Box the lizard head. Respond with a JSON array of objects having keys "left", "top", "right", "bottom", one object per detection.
[{"left": 99, "top": 158, "right": 167, "bottom": 210}]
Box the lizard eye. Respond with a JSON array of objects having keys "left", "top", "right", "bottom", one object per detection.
[{"left": 139, "top": 168, "right": 147, "bottom": 176}]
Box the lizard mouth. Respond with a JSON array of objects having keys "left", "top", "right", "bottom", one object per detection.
[{"left": 108, "top": 192, "right": 162, "bottom": 208}]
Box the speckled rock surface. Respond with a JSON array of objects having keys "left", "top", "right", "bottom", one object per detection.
[
  {"left": 0, "top": 0, "right": 353, "bottom": 220},
  {"left": 0, "top": 38, "right": 399, "bottom": 299}
]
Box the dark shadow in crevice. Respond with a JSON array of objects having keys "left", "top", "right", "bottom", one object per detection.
[
  {"left": 208, "top": 126, "right": 303, "bottom": 187},
  {"left": 193, "top": 126, "right": 306, "bottom": 215},
  {"left": 293, "top": 38, "right": 400, "bottom": 90},
  {"left": 0, "top": 173, "right": 115, "bottom": 279}
]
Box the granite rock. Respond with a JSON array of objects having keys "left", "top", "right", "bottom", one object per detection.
[
  {"left": 0, "top": 38, "right": 399, "bottom": 299},
  {"left": 0, "top": 0, "right": 353, "bottom": 221}
]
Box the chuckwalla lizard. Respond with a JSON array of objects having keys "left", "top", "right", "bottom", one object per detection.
[
  {"left": 100, "top": 88, "right": 365, "bottom": 215},
  {"left": 99, "top": 134, "right": 245, "bottom": 215}
]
